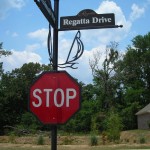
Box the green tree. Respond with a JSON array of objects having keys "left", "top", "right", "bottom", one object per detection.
[
  {"left": 59, "top": 82, "right": 100, "bottom": 133},
  {"left": 90, "top": 42, "right": 120, "bottom": 110},
  {"left": 104, "top": 111, "right": 123, "bottom": 142},
  {"left": 122, "top": 33, "right": 150, "bottom": 105},
  {"left": 115, "top": 32, "right": 150, "bottom": 129},
  {"left": 0, "top": 62, "right": 51, "bottom": 134},
  {"left": 0, "top": 42, "right": 12, "bottom": 58},
  {"left": 0, "top": 42, "right": 12, "bottom": 134},
  {"left": 20, "top": 112, "right": 40, "bottom": 132},
  {"left": 0, "top": 42, "right": 12, "bottom": 77}
]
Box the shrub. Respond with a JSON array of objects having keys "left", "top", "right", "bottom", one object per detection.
[
  {"left": 90, "top": 135, "right": 98, "bottom": 146},
  {"left": 133, "top": 139, "right": 137, "bottom": 143},
  {"left": 101, "top": 132, "right": 107, "bottom": 145},
  {"left": 91, "top": 112, "right": 106, "bottom": 133},
  {"left": 63, "top": 136, "right": 72, "bottom": 145},
  {"left": 125, "top": 139, "right": 129, "bottom": 143},
  {"left": 140, "top": 137, "right": 146, "bottom": 144},
  {"left": 37, "top": 135, "right": 44, "bottom": 145},
  {"left": 104, "top": 111, "right": 123, "bottom": 142},
  {"left": 21, "top": 112, "right": 40, "bottom": 132},
  {"left": 9, "top": 133, "right": 16, "bottom": 143}
]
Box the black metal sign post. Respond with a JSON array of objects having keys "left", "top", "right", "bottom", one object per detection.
[
  {"left": 34, "top": 1, "right": 123, "bottom": 150},
  {"left": 34, "top": 1, "right": 59, "bottom": 150},
  {"left": 34, "top": 0, "right": 56, "bottom": 28},
  {"left": 53, "top": 0, "right": 59, "bottom": 71},
  {"left": 51, "top": 0, "right": 59, "bottom": 150}
]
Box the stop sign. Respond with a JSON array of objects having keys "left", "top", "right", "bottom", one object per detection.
[{"left": 29, "top": 71, "right": 81, "bottom": 124}]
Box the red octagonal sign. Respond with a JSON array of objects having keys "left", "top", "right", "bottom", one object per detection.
[{"left": 29, "top": 71, "right": 81, "bottom": 124}]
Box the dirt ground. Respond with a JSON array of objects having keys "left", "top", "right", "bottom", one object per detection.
[
  {"left": 0, "top": 135, "right": 91, "bottom": 145},
  {"left": 0, "top": 143, "right": 150, "bottom": 150},
  {"left": 0, "top": 130, "right": 150, "bottom": 150},
  {"left": 0, "top": 130, "right": 150, "bottom": 145}
]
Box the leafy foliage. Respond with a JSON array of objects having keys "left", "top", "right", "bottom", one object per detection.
[
  {"left": 104, "top": 111, "right": 123, "bottom": 142},
  {"left": 0, "top": 62, "right": 52, "bottom": 134},
  {"left": 0, "top": 42, "right": 12, "bottom": 58},
  {"left": 37, "top": 135, "right": 44, "bottom": 145},
  {"left": 90, "top": 135, "right": 98, "bottom": 146},
  {"left": 0, "top": 32, "right": 150, "bottom": 134}
]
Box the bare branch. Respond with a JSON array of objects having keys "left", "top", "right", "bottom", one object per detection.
[{"left": 89, "top": 50, "right": 101, "bottom": 76}]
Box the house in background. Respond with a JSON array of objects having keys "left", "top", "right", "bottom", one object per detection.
[{"left": 136, "top": 103, "right": 150, "bottom": 130}]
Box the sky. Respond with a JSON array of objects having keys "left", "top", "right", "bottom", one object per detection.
[{"left": 0, "top": 0, "right": 150, "bottom": 84}]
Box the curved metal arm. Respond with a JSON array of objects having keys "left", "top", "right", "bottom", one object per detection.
[{"left": 47, "top": 23, "right": 53, "bottom": 65}]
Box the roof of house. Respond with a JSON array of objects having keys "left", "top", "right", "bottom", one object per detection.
[{"left": 136, "top": 103, "right": 150, "bottom": 115}]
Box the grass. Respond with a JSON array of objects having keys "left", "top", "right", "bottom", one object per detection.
[
  {"left": 0, "top": 130, "right": 150, "bottom": 150},
  {"left": 37, "top": 135, "right": 44, "bottom": 145},
  {"left": 120, "top": 130, "right": 150, "bottom": 144},
  {"left": 1, "top": 144, "right": 150, "bottom": 150}
]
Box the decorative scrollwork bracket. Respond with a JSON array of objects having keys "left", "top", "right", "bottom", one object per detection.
[{"left": 58, "top": 30, "right": 84, "bottom": 69}]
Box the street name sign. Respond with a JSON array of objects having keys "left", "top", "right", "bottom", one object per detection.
[
  {"left": 29, "top": 71, "right": 81, "bottom": 124},
  {"left": 34, "top": 0, "right": 55, "bottom": 28},
  {"left": 60, "top": 9, "right": 115, "bottom": 30}
]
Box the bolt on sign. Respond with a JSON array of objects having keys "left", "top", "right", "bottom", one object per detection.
[
  {"left": 60, "top": 9, "right": 115, "bottom": 30},
  {"left": 29, "top": 71, "right": 81, "bottom": 124}
]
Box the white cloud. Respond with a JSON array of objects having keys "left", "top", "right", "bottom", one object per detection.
[
  {"left": 12, "top": 32, "right": 19, "bottom": 37},
  {"left": 24, "top": 44, "right": 41, "bottom": 52},
  {"left": 81, "top": 0, "right": 131, "bottom": 50},
  {"left": 5, "top": 30, "right": 19, "bottom": 37},
  {"left": 28, "top": 28, "right": 48, "bottom": 41},
  {"left": 1, "top": 48, "right": 42, "bottom": 72},
  {"left": 28, "top": 28, "right": 49, "bottom": 47},
  {"left": 0, "top": 0, "right": 25, "bottom": 19},
  {"left": 25, "top": 1, "right": 132, "bottom": 84},
  {"left": 61, "top": 1, "right": 129, "bottom": 82},
  {"left": 129, "top": 4, "right": 145, "bottom": 22},
  {"left": 4, "top": 1, "right": 146, "bottom": 84},
  {"left": 66, "top": 46, "right": 106, "bottom": 84},
  {"left": 9, "top": 0, "right": 25, "bottom": 9},
  {"left": 57, "top": 32, "right": 106, "bottom": 83},
  {"left": 58, "top": 0, "right": 146, "bottom": 84},
  {"left": 2, "top": 29, "right": 47, "bottom": 72}
]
